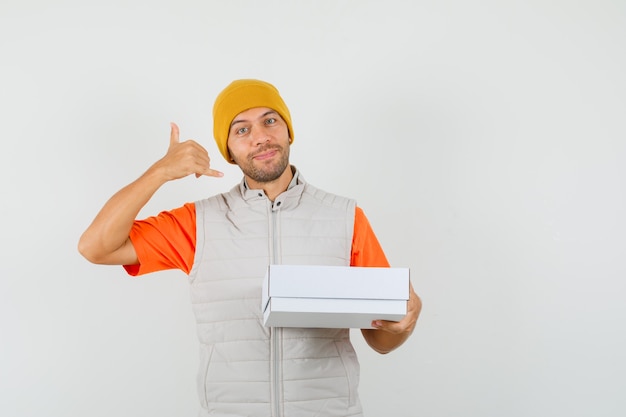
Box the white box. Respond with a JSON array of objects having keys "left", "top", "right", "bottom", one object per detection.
[{"left": 262, "top": 265, "right": 409, "bottom": 329}]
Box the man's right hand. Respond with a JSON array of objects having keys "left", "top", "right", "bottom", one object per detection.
[{"left": 152, "top": 122, "right": 224, "bottom": 181}]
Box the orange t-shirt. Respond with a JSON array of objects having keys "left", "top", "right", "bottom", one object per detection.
[{"left": 125, "top": 203, "right": 389, "bottom": 276}]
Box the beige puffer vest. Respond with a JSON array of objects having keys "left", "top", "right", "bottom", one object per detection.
[{"left": 189, "top": 170, "right": 363, "bottom": 417}]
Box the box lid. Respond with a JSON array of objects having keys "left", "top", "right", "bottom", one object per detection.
[{"left": 262, "top": 264, "right": 409, "bottom": 313}]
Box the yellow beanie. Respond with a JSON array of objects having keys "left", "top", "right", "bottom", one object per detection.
[{"left": 212, "top": 79, "right": 294, "bottom": 164}]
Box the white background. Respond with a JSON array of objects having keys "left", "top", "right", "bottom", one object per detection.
[{"left": 1, "top": 1, "right": 625, "bottom": 416}]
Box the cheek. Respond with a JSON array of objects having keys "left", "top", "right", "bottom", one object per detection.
[
  {"left": 227, "top": 141, "right": 250, "bottom": 162},
  {"left": 275, "top": 126, "right": 290, "bottom": 143},
  {"left": 227, "top": 138, "right": 241, "bottom": 153},
  {"left": 226, "top": 141, "right": 237, "bottom": 160}
]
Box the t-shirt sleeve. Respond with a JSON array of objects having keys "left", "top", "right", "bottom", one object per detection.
[
  {"left": 350, "top": 206, "right": 390, "bottom": 267},
  {"left": 123, "top": 202, "right": 197, "bottom": 276}
]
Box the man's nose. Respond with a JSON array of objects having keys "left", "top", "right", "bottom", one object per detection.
[{"left": 252, "top": 125, "right": 270, "bottom": 145}]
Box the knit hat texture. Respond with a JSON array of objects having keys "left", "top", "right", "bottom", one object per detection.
[{"left": 212, "top": 79, "right": 294, "bottom": 163}]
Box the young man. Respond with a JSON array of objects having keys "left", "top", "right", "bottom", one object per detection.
[{"left": 79, "top": 79, "right": 421, "bottom": 417}]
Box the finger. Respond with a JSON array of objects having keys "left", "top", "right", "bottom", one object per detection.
[
  {"left": 169, "top": 122, "right": 180, "bottom": 147},
  {"left": 407, "top": 283, "right": 422, "bottom": 316},
  {"left": 191, "top": 159, "right": 224, "bottom": 178},
  {"left": 199, "top": 168, "right": 224, "bottom": 178},
  {"left": 371, "top": 319, "right": 404, "bottom": 333},
  {"left": 194, "top": 154, "right": 224, "bottom": 178}
]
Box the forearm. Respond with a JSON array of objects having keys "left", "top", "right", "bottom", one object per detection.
[
  {"left": 78, "top": 123, "right": 223, "bottom": 265},
  {"left": 78, "top": 166, "right": 167, "bottom": 264}
]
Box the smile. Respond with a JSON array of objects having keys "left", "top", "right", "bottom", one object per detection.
[{"left": 253, "top": 149, "right": 278, "bottom": 161}]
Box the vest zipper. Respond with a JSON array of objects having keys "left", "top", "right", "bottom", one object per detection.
[{"left": 269, "top": 201, "right": 282, "bottom": 417}]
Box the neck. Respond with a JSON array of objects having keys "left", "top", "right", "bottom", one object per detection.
[{"left": 245, "top": 165, "right": 294, "bottom": 201}]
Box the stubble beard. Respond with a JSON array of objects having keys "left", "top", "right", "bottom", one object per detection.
[{"left": 234, "top": 144, "right": 290, "bottom": 183}]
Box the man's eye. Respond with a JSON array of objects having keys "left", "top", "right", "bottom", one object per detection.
[
  {"left": 237, "top": 127, "right": 249, "bottom": 135},
  {"left": 265, "top": 118, "right": 276, "bottom": 125}
]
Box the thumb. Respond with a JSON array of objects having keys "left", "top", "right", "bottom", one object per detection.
[{"left": 169, "top": 122, "right": 180, "bottom": 148}]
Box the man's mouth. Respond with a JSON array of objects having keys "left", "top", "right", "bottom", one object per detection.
[{"left": 252, "top": 147, "right": 279, "bottom": 161}]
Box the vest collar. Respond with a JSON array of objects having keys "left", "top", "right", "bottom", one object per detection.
[{"left": 239, "top": 165, "right": 306, "bottom": 210}]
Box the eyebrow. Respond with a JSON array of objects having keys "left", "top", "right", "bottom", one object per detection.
[{"left": 230, "top": 110, "right": 278, "bottom": 128}]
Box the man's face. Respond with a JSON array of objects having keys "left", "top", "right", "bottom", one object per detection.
[{"left": 227, "top": 106, "right": 291, "bottom": 183}]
